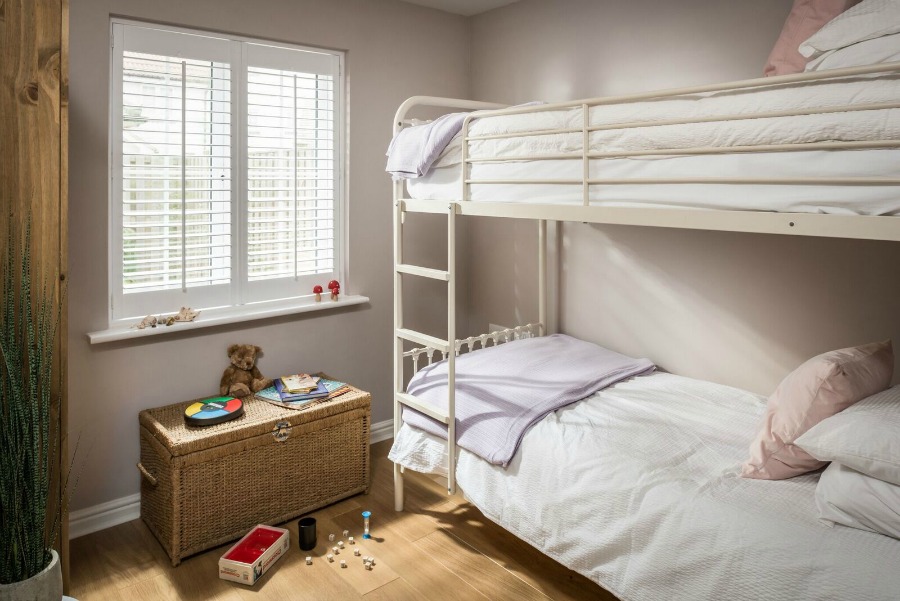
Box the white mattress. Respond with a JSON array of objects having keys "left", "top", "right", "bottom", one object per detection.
[
  {"left": 389, "top": 372, "right": 900, "bottom": 601},
  {"left": 407, "top": 74, "right": 900, "bottom": 216},
  {"left": 409, "top": 149, "right": 900, "bottom": 215}
]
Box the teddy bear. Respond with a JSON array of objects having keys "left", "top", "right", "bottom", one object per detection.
[{"left": 220, "top": 344, "right": 273, "bottom": 398}]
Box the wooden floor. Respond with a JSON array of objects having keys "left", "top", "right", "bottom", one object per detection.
[{"left": 70, "top": 440, "right": 616, "bottom": 601}]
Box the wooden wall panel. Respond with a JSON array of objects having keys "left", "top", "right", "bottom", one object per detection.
[{"left": 0, "top": 0, "right": 69, "bottom": 588}]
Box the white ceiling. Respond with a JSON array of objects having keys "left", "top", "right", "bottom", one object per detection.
[{"left": 400, "top": 0, "right": 520, "bottom": 17}]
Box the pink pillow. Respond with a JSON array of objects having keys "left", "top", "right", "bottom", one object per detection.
[
  {"left": 764, "top": 0, "right": 862, "bottom": 76},
  {"left": 742, "top": 340, "right": 893, "bottom": 480}
]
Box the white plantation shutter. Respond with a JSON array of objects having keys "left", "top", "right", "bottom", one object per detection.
[
  {"left": 111, "top": 23, "right": 343, "bottom": 322},
  {"left": 242, "top": 45, "right": 339, "bottom": 302}
]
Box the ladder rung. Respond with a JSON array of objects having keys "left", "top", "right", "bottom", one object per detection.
[
  {"left": 397, "top": 392, "right": 450, "bottom": 425},
  {"left": 396, "top": 328, "right": 450, "bottom": 352},
  {"left": 396, "top": 264, "right": 450, "bottom": 281}
]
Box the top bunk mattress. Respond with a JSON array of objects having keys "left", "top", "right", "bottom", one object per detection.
[
  {"left": 390, "top": 371, "right": 900, "bottom": 601},
  {"left": 406, "top": 73, "right": 900, "bottom": 215}
]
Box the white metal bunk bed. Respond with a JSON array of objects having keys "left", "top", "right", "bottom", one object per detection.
[{"left": 392, "top": 61, "right": 900, "bottom": 513}]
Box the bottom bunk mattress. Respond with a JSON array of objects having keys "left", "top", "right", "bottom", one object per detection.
[{"left": 389, "top": 371, "right": 900, "bottom": 601}]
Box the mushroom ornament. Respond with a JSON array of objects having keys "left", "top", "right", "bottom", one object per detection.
[
  {"left": 313, "top": 284, "right": 324, "bottom": 302},
  {"left": 328, "top": 280, "right": 340, "bottom": 301}
]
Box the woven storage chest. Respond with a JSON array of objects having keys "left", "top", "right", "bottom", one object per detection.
[{"left": 138, "top": 387, "right": 370, "bottom": 566}]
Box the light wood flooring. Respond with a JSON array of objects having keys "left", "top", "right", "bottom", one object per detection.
[{"left": 70, "top": 440, "right": 616, "bottom": 600}]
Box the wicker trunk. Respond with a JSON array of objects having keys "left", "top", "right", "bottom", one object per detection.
[{"left": 138, "top": 387, "right": 370, "bottom": 566}]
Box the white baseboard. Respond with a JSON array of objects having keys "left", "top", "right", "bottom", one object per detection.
[
  {"left": 69, "top": 493, "right": 141, "bottom": 540},
  {"left": 370, "top": 418, "right": 393, "bottom": 444},
  {"left": 70, "top": 419, "right": 395, "bottom": 540}
]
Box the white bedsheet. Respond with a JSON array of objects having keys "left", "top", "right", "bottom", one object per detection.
[{"left": 389, "top": 372, "right": 900, "bottom": 601}]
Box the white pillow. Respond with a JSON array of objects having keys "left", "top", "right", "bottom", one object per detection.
[
  {"left": 800, "top": 0, "right": 900, "bottom": 59},
  {"left": 815, "top": 462, "right": 900, "bottom": 539},
  {"left": 805, "top": 31, "right": 900, "bottom": 70},
  {"left": 795, "top": 385, "right": 900, "bottom": 484}
]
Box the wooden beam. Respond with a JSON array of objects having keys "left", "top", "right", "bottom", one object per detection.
[{"left": 0, "top": 0, "right": 69, "bottom": 589}]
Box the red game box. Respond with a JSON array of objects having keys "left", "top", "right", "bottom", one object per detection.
[{"left": 218, "top": 525, "right": 289, "bottom": 585}]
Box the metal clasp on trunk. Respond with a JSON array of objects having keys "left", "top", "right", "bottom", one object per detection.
[{"left": 272, "top": 421, "right": 292, "bottom": 442}]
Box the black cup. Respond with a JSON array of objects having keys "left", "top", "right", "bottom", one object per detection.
[{"left": 298, "top": 517, "right": 317, "bottom": 551}]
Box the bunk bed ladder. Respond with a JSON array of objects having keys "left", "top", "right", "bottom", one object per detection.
[{"left": 393, "top": 194, "right": 459, "bottom": 510}]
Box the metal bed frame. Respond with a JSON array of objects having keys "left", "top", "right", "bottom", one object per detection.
[{"left": 391, "top": 62, "right": 900, "bottom": 511}]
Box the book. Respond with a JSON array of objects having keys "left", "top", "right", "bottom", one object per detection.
[
  {"left": 255, "top": 375, "right": 352, "bottom": 410},
  {"left": 279, "top": 373, "right": 319, "bottom": 393},
  {"left": 318, "top": 377, "right": 350, "bottom": 399},
  {"left": 275, "top": 378, "right": 329, "bottom": 401}
]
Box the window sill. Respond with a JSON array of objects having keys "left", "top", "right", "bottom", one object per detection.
[{"left": 86, "top": 294, "right": 369, "bottom": 345}]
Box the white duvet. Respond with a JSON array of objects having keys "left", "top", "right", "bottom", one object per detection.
[
  {"left": 432, "top": 74, "right": 900, "bottom": 167},
  {"left": 389, "top": 372, "right": 900, "bottom": 601}
]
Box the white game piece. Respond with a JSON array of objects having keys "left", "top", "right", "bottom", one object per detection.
[
  {"left": 354, "top": 548, "right": 361, "bottom": 556},
  {"left": 327, "top": 553, "right": 334, "bottom": 562},
  {"left": 348, "top": 536, "right": 355, "bottom": 544},
  {"left": 328, "top": 533, "right": 335, "bottom": 542},
  {"left": 332, "top": 546, "right": 339, "bottom": 554},
  {"left": 305, "top": 556, "right": 312, "bottom": 565},
  {"left": 342, "top": 529, "right": 349, "bottom": 538},
  {"left": 369, "top": 557, "right": 376, "bottom": 566},
  {"left": 337, "top": 541, "right": 345, "bottom": 549},
  {"left": 364, "top": 562, "right": 372, "bottom": 571},
  {"left": 340, "top": 560, "right": 347, "bottom": 568}
]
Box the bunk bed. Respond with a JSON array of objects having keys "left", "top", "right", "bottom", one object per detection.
[{"left": 389, "top": 61, "right": 900, "bottom": 601}]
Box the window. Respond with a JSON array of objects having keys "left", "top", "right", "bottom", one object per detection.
[{"left": 110, "top": 22, "right": 343, "bottom": 323}]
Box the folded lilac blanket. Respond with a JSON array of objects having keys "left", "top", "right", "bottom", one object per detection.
[
  {"left": 385, "top": 112, "right": 467, "bottom": 180},
  {"left": 403, "top": 334, "right": 655, "bottom": 466}
]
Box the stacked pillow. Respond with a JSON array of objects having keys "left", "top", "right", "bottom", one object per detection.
[
  {"left": 801, "top": 0, "right": 900, "bottom": 71},
  {"left": 796, "top": 385, "right": 900, "bottom": 539},
  {"left": 741, "top": 340, "right": 893, "bottom": 480},
  {"left": 763, "top": 0, "right": 900, "bottom": 75},
  {"left": 742, "top": 339, "right": 898, "bottom": 539},
  {"left": 763, "top": 0, "right": 862, "bottom": 75}
]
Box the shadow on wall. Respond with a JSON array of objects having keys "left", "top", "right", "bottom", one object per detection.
[{"left": 561, "top": 223, "right": 900, "bottom": 395}]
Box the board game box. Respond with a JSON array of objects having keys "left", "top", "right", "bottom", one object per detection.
[{"left": 218, "top": 525, "right": 290, "bottom": 585}]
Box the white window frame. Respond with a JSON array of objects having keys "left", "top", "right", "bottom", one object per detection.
[{"left": 108, "top": 19, "right": 346, "bottom": 327}]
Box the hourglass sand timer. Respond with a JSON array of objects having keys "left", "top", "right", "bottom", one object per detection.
[{"left": 362, "top": 510, "right": 372, "bottom": 539}]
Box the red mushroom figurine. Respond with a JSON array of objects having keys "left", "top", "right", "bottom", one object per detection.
[
  {"left": 313, "top": 284, "right": 324, "bottom": 302},
  {"left": 327, "top": 280, "right": 340, "bottom": 301}
]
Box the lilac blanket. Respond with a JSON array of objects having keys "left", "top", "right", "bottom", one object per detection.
[
  {"left": 385, "top": 112, "right": 467, "bottom": 180},
  {"left": 403, "top": 334, "right": 655, "bottom": 466}
]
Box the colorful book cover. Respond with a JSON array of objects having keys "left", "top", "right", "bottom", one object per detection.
[
  {"left": 275, "top": 378, "right": 328, "bottom": 401},
  {"left": 279, "top": 373, "right": 318, "bottom": 393}
]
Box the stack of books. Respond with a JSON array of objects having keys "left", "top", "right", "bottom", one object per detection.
[
  {"left": 276, "top": 374, "right": 327, "bottom": 401},
  {"left": 256, "top": 373, "right": 351, "bottom": 408}
]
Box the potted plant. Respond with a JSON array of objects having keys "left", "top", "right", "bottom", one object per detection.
[{"left": 0, "top": 224, "right": 64, "bottom": 601}]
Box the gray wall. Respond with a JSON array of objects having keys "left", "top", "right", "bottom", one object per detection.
[
  {"left": 68, "top": 0, "right": 469, "bottom": 511},
  {"left": 467, "top": 0, "right": 900, "bottom": 393}
]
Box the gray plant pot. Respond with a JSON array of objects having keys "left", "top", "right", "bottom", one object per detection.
[{"left": 0, "top": 550, "right": 63, "bottom": 601}]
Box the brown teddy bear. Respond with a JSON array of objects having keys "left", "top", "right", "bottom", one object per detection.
[{"left": 220, "top": 344, "right": 273, "bottom": 398}]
